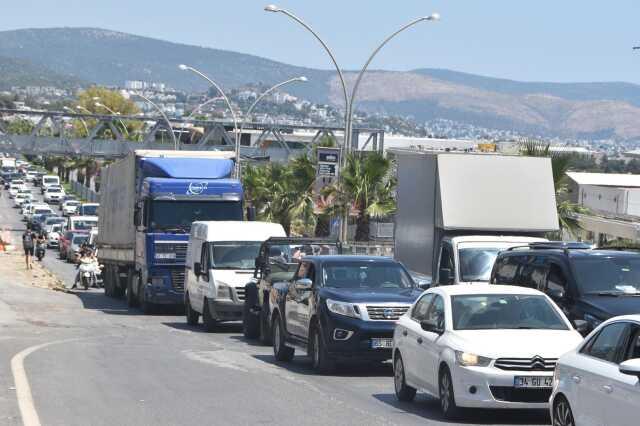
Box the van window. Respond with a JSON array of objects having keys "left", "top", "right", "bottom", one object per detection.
[
  {"left": 546, "top": 264, "right": 568, "bottom": 293},
  {"left": 517, "top": 256, "right": 547, "bottom": 290},
  {"left": 438, "top": 244, "right": 454, "bottom": 284},
  {"left": 492, "top": 256, "right": 520, "bottom": 284}
]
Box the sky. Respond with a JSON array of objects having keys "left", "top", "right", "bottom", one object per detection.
[{"left": 1, "top": 0, "right": 639, "bottom": 83}]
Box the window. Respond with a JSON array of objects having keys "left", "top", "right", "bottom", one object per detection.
[
  {"left": 438, "top": 245, "right": 454, "bottom": 284},
  {"left": 492, "top": 256, "right": 520, "bottom": 284},
  {"left": 426, "top": 295, "right": 445, "bottom": 330},
  {"left": 582, "top": 322, "right": 629, "bottom": 363},
  {"left": 200, "top": 242, "right": 209, "bottom": 270},
  {"left": 623, "top": 325, "right": 640, "bottom": 362},
  {"left": 411, "top": 293, "right": 434, "bottom": 321},
  {"left": 517, "top": 257, "right": 547, "bottom": 290},
  {"left": 322, "top": 262, "right": 415, "bottom": 289},
  {"left": 295, "top": 262, "right": 311, "bottom": 280},
  {"left": 546, "top": 264, "right": 567, "bottom": 293}
]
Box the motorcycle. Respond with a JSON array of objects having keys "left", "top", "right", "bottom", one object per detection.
[
  {"left": 75, "top": 256, "right": 103, "bottom": 290},
  {"left": 35, "top": 241, "right": 46, "bottom": 261}
]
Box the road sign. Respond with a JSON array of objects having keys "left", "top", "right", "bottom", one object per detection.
[{"left": 317, "top": 147, "right": 340, "bottom": 178}]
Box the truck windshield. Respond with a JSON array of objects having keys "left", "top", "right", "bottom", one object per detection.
[
  {"left": 209, "top": 242, "right": 262, "bottom": 270},
  {"left": 573, "top": 256, "right": 640, "bottom": 295},
  {"left": 322, "top": 262, "right": 415, "bottom": 290},
  {"left": 149, "top": 200, "right": 243, "bottom": 231},
  {"left": 459, "top": 248, "right": 501, "bottom": 282},
  {"left": 73, "top": 220, "right": 97, "bottom": 230}
]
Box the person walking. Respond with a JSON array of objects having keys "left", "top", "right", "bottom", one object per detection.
[{"left": 22, "top": 224, "right": 36, "bottom": 269}]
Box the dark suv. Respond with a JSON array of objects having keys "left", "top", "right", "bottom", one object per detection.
[
  {"left": 490, "top": 242, "right": 640, "bottom": 332},
  {"left": 270, "top": 255, "right": 422, "bottom": 372}
]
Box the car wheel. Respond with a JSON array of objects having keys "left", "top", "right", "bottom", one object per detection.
[
  {"left": 185, "top": 293, "right": 199, "bottom": 325},
  {"left": 552, "top": 396, "right": 575, "bottom": 426},
  {"left": 242, "top": 301, "right": 260, "bottom": 339},
  {"left": 202, "top": 298, "right": 218, "bottom": 332},
  {"left": 272, "top": 314, "right": 294, "bottom": 362},
  {"left": 439, "top": 366, "right": 461, "bottom": 420},
  {"left": 310, "top": 325, "right": 335, "bottom": 373},
  {"left": 394, "top": 353, "right": 417, "bottom": 402},
  {"left": 259, "top": 299, "right": 271, "bottom": 345}
]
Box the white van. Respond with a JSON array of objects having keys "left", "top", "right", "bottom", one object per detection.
[
  {"left": 68, "top": 215, "right": 98, "bottom": 232},
  {"left": 184, "top": 221, "right": 286, "bottom": 330},
  {"left": 41, "top": 175, "right": 60, "bottom": 192}
]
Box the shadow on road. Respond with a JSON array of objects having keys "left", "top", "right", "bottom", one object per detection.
[
  {"left": 372, "top": 393, "right": 550, "bottom": 425},
  {"left": 163, "top": 321, "right": 243, "bottom": 334},
  {"left": 72, "top": 290, "right": 141, "bottom": 315},
  {"left": 251, "top": 353, "right": 393, "bottom": 378}
]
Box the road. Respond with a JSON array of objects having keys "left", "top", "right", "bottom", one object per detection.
[{"left": 0, "top": 183, "right": 549, "bottom": 426}]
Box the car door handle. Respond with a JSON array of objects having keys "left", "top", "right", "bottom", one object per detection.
[
  {"left": 602, "top": 385, "right": 613, "bottom": 394},
  {"left": 402, "top": 330, "right": 408, "bottom": 337},
  {"left": 572, "top": 375, "right": 582, "bottom": 384},
  {"left": 417, "top": 337, "right": 423, "bottom": 344}
]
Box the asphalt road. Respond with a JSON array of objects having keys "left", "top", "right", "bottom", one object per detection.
[{"left": 0, "top": 182, "right": 550, "bottom": 426}]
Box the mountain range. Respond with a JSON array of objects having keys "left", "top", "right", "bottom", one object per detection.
[{"left": 0, "top": 27, "right": 639, "bottom": 140}]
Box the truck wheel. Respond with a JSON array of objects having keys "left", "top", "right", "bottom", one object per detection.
[
  {"left": 272, "top": 314, "right": 294, "bottom": 362},
  {"left": 185, "top": 293, "right": 199, "bottom": 325},
  {"left": 259, "top": 300, "right": 271, "bottom": 345},
  {"left": 202, "top": 298, "right": 218, "bottom": 332},
  {"left": 243, "top": 302, "right": 259, "bottom": 339},
  {"left": 126, "top": 270, "right": 139, "bottom": 308},
  {"left": 310, "top": 325, "right": 335, "bottom": 373}
]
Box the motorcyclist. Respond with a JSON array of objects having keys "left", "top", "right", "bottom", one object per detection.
[
  {"left": 35, "top": 233, "right": 46, "bottom": 261},
  {"left": 73, "top": 248, "right": 98, "bottom": 289}
]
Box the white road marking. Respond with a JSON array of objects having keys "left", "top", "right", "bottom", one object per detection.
[{"left": 11, "top": 339, "right": 77, "bottom": 426}]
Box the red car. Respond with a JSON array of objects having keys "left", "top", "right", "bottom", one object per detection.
[{"left": 58, "top": 231, "right": 73, "bottom": 260}]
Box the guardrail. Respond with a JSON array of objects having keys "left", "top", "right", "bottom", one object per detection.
[{"left": 69, "top": 180, "right": 100, "bottom": 203}]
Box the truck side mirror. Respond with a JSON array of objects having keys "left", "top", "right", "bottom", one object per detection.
[
  {"left": 246, "top": 206, "right": 256, "bottom": 221},
  {"left": 439, "top": 268, "right": 453, "bottom": 285},
  {"left": 134, "top": 208, "right": 141, "bottom": 227},
  {"left": 194, "top": 262, "right": 201, "bottom": 277}
]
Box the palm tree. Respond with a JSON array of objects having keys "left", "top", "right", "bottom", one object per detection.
[
  {"left": 519, "top": 139, "right": 589, "bottom": 238},
  {"left": 321, "top": 152, "right": 396, "bottom": 241}
]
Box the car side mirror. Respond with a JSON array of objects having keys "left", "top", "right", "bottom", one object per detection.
[
  {"left": 619, "top": 359, "right": 640, "bottom": 379},
  {"left": 572, "top": 319, "right": 589, "bottom": 335},
  {"left": 294, "top": 278, "right": 313, "bottom": 291},
  {"left": 439, "top": 268, "right": 453, "bottom": 285},
  {"left": 421, "top": 319, "right": 443, "bottom": 335},
  {"left": 548, "top": 288, "right": 565, "bottom": 302},
  {"left": 194, "top": 262, "right": 202, "bottom": 277}
]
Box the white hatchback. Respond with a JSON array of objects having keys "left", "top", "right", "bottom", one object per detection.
[
  {"left": 393, "top": 285, "right": 583, "bottom": 419},
  {"left": 550, "top": 315, "right": 640, "bottom": 426}
]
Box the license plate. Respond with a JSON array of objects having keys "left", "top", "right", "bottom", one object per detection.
[
  {"left": 514, "top": 376, "right": 553, "bottom": 388},
  {"left": 371, "top": 338, "right": 393, "bottom": 349}
]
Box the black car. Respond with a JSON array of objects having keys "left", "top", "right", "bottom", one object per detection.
[
  {"left": 243, "top": 237, "right": 341, "bottom": 344},
  {"left": 270, "top": 255, "right": 422, "bottom": 372},
  {"left": 490, "top": 242, "right": 640, "bottom": 333}
]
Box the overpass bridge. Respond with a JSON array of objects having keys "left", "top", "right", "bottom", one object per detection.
[{"left": 0, "top": 109, "right": 384, "bottom": 161}]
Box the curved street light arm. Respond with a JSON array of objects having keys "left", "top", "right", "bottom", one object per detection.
[
  {"left": 187, "top": 96, "right": 224, "bottom": 120},
  {"left": 346, "top": 15, "right": 438, "bottom": 150},
  {"left": 135, "top": 93, "right": 178, "bottom": 150},
  {"left": 95, "top": 103, "right": 130, "bottom": 138},
  {"left": 64, "top": 107, "right": 89, "bottom": 136}
]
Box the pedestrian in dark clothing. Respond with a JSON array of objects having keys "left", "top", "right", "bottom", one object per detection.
[{"left": 22, "top": 225, "right": 37, "bottom": 269}]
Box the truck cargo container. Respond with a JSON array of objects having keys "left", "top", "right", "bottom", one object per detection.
[
  {"left": 391, "top": 150, "right": 558, "bottom": 286},
  {"left": 97, "top": 150, "right": 244, "bottom": 313}
]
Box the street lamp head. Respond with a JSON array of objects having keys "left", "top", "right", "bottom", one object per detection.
[
  {"left": 426, "top": 13, "right": 440, "bottom": 21},
  {"left": 95, "top": 102, "right": 104, "bottom": 108},
  {"left": 178, "top": 64, "right": 189, "bottom": 71},
  {"left": 297, "top": 76, "right": 309, "bottom": 82},
  {"left": 264, "top": 4, "right": 280, "bottom": 12},
  {"left": 92, "top": 97, "right": 101, "bottom": 101}
]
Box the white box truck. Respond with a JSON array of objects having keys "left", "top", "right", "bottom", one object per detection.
[{"left": 391, "top": 150, "right": 559, "bottom": 286}]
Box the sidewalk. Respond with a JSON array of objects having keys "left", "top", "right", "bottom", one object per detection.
[{"left": 0, "top": 251, "right": 64, "bottom": 291}]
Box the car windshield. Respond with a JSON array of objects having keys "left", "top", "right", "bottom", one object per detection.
[
  {"left": 80, "top": 205, "right": 98, "bottom": 215},
  {"left": 66, "top": 201, "right": 80, "bottom": 207},
  {"left": 73, "top": 220, "right": 97, "bottom": 230},
  {"left": 46, "top": 218, "right": 65, "bottom": 225},
  {"left": 322, "top": 262, "right": 415, "bottom": 290},
  {"left": 35, "top": 209, "right": 50, "bottom": 214},
  {"left": 72, "top": 235, "right": 88, "bottom": 245},
  {"left": 452, "top": 294, "right": 568, "bottom": 330},
  {"left": 44, "top": 177, "right": 58, "bottom": 184},
  {"left": 459, "top": 247, "right": 501, "bottom": 282},
  {"left": 209, "top": 242, "right": 262, "bottom": 270},
  {"left": 149, "top": 200, "right": 243, "bottom": 231},
  {"left": 573, "top": 256, "right": 640, "bottom": 295}
]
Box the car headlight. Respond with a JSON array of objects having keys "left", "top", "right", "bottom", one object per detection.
[
  {"left": 584, "top": 314, "right": 603, "bottom": 330},
  {"left": 455, "top": 351, "right": 492, "bottom": 367},
  {"left": 326, "top": 299, "right": 361, "bottom": 319},
  {"left": 216, "top": 283, "right": 232, "bottom": 299}
]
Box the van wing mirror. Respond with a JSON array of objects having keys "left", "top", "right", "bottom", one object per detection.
[
  {"left": 194, "top": 262, "right": 202, "bottom": 276},
  {"left": 439, "top": 268, "right": 453, "bottom": 285}
]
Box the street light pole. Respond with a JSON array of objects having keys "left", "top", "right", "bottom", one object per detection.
[
  {"left": 178, "top": 64, "right": 240, "bottom": 176},
  {"left": 63, "top": 106, "right": 89, "bottom": 136},
  {"left": 94, "top": 101, "right": 130, "bottom": 138},
  {"left": 134, "top": 93, "right": 179, "bottom": 150}
]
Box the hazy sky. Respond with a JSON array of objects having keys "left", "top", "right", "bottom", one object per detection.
[{"left": 1, "top": 0, "right": 639, "bottom": 83}]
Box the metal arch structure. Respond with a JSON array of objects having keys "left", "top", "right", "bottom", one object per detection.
[{"left": 0, "top": 109, "right": 384, "bottom": 160}]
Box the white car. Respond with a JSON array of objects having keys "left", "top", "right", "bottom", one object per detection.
[
  {"left": 550, "top": 315, "right": 640, "bottom": 426},
  {"left": 47, "top": 224, "right": 64, "bottom": 248},
  {"left": 14, "top": 192, "right": 33, "bottom": 207},
  {"left": 392, "top": 284, "right": 583, "bottom": 419},
  {"left": 23, "top": 203, "right": 50, "bottom": 221},
  {"left": 43, "top": 187, "right": 65, "bottom": 203},
  {"left": 8, "top": 181, "right": 25, "bottom": 198},
  {"left": 61, "top": 200, "right": 81, "bottom": 216}
]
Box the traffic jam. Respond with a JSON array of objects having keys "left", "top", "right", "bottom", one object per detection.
[{"left": 2, "top": 151, "right": 640, "bottom": 426}]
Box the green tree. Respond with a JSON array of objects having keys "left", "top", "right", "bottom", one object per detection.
[
  {"left": 519, "top": 139, "right": 590, "bottom": 239},
  {"left": 321, "top": 152, "right": 396, "bottom": 241},
  {"left": 75, "top": 87, "right": 141, "bottom": 139},
  {"left": 6, "top": 118, "right": 34, "bottom": 135}
]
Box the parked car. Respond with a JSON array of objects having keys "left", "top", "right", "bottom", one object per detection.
[
  {"left": 550, "top": 315, "right": 640, "bottom": 426},
  {"left": 271, "top": 256, "right": 422, "bottom": 373},
  {"left": 184, "top": 221, "right": 287, "bottom": 328},
  {"left": 490, "top": 242, "right": 640, "bottom": 333},
  {"left": 392, "top": 284, "right": 585, "bottom": 419},
  {"left": 43, "top": 186, "right": 65, "bottom": 204},
  {"left": 61, "top": 199, "right": 81, "bottom": 217},
  {"left": 243, "top": 237, "right": 342, "bottom": 344}
]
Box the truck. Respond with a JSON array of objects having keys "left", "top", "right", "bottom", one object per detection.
[
  {"left": 391, "top": 150, "right": 559, "bottom": 286},
  {"left": 97, "top": 150, "right": 245, "bottom": 313}
]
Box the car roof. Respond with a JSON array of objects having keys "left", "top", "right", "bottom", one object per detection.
[
  {"left": 602, "top": 315, "right": 640, "bottom": 324},
  {"left": 303, "top": 255, "right": 396, "bottom": 264},
  {"left": 431, "top": 284, "right": 545, "bottom": 297},
  {"left": 498, "top": 248, "right": 640, "bottom": 259}
]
